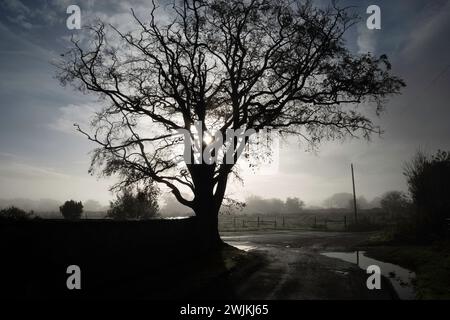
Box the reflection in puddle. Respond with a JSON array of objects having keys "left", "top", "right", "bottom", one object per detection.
[
  {"left": 162, "top": 216, "right": 192, "bottom": 219},
  {"left": 322, "top": 251, "right": 416, "bottom": 300},
  {"left": 226, "top": 241, "right": 256, "bottom": 252}
]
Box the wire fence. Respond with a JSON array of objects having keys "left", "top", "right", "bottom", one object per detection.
[{"left": 219, "top": 214, "right": 354, "bottom": 232}]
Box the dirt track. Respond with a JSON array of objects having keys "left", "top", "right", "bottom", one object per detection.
[{"left": 221, "top": 230, "right": 397, "bottom": 299}]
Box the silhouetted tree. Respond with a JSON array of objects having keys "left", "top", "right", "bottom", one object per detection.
[
  {"left": 107, "top": 186, "right": 159, "bottom": 220},
  {"left": 56, "top": 0, "right": 404, "bottom": 244},
  {"left": 404, "top": 150, "right": 450, "bottom": 239},
  {"left": 285, "top": 197, "right": 305, "bottom": 213},
  {"left": 60, "top": 200, "right": 83, "bottom": 220}
]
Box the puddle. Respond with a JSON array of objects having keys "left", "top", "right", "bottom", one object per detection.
[
  {"left": 162, "top": 216, "right": 192, "bottom": 220},
  {"left": 322, "top": 251, "right": 416, "bottom": 300},
  {"left": 226, "top": 241, "right": 257, "bottom": 252}
]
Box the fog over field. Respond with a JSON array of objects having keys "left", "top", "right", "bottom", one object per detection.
[{"left": 0, "top": 191, "right": 384, "bottom": 218}]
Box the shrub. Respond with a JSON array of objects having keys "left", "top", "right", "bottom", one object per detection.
[
  {"left": 59, "top": 200, "right": 83, "bottom": 220},
  {"left": 404, "top": 150, "right": 450, "bottom": 240},
  {"left": 0, "top": 206, "right": 34, "bottom": 221},
  {"left": 107, "top": 186, "right": 159, "bottom": 220}
]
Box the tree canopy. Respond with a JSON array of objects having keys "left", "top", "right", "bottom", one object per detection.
[{"left": 56, "top": 0, "right": 404, "bottom": 240}]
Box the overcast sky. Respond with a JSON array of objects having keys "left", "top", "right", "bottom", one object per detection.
[{"left": 0, "top": 0, "right": 449, "bottom": 208}]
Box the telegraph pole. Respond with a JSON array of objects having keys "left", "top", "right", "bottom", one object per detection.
[{"left": 351, "top": 163, "right": 358, "bottom": 224}]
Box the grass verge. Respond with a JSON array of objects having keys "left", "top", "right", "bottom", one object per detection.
[{"left": 364, "top": 237, "right": 450, "bottom": 299}]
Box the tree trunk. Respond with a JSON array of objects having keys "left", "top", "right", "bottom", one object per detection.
[
  {"left": 192, "top": 184, "right": 223, "bottom": 249},
  {"left": 197, "top": 210, "right": 221, "bottom": 247},
  {"left": 191, "top": 165, "right": 226, "bottom": 250},
  {"left": 194, "top": 199, "right": 222, "bottom": 249}
]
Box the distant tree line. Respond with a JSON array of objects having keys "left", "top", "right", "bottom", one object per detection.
[
  {"left": 322, "top": 192, "right": 375, "bottom": 210},
  {"left": 0, "top": 206, "right": 37, "bottom": 221},
  {"left": 241, "top": 195, "right": 305, "bottom": 215},
  {"left": 1, "top": 186, "right": 160, "bottom": 221}
]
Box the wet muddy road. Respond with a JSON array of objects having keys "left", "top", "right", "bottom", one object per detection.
[{"left": 221, "top": 230, "right": 397, "bottom": 299}]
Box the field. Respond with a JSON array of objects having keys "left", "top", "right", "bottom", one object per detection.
[{"left": 218, "top": 209, "right": 385, "bottom": 232}]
